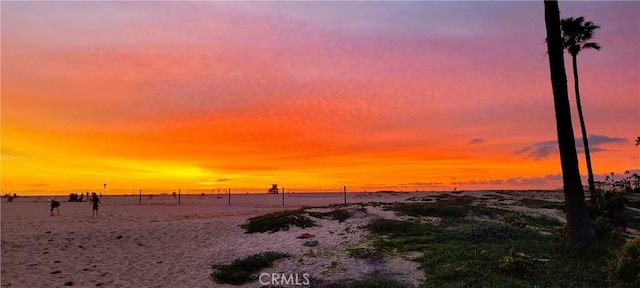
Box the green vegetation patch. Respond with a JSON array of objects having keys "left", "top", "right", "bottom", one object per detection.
[
  {"left": 365, "top": 201, "right": 624, "bottom": 287},
  {"left": 346, "top": 246, "right": 377, "bottom": 259},
  {"left": 211, "top": 251, "right": 290, "bottom": 285},
  {"left": 241, "top": 209, "right": 316, "bottom": 233},
  {"left": 442, "top": 195, "right": 476, "bottom": 205},
  {"left": 367, "top": 218, "right": 439, "bottom": 236},
  {"left": 515, "top": 198, "right": 563, "bottom": 209},
  {"left": 504, "top": 212, "right": 528, "bottom": 227},
  {"left": 450, "top": 223, "right": 547, "bottom": 244},
  {"left": 309, "top": 209, "right": 352, "bottom": 222},
  {"left": 385, "top": 202, "right": 467, "bottom": 218},
  {"left": 504, "top": 211, "right": 562, "bottom": 229},
  {"left": 386, "top": 202, "right": 506, "bottom": 220},
  {"left": 366, "top": 218, "right": 443, "bottom": 254},
  {"left": 607, "top": 237, "right": 640, "bottom": 287}
]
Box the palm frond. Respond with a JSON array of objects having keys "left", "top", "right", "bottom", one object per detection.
[
  {"left": 582, "top": 42, "right": 601, "bottom": 51},
  {"left": 560, "top": 16, "right": 601, "bottom": 56}
]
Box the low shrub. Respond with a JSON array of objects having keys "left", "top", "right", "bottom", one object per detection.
[
  {"left": 503, "top": 212, "right": 562, "bottom": 231},
  {"left": 607, "top": 238, "right": 640, "bottom": 287},
  {"left": 309, "top": 209, "right": 351, "bottom": 222},
  {"left": 366, "top": 218, "right": 433, "bottom": 235},
  {"left": 443, "top": 195, "right": 475, "bottom": 206},
  {"left": 515, "top": 198, "right": 563, "bottom": 209},
  {"left": 504, "top": 212, "right": 527, "bottom": 227},
  {"left": 211, "top": 251, "right": 290, "bottom": 285},
  {"left": 241, "top": 209, "right": 316, "bottom": 233},
  {"left": 592, "top": 217, "right": 614, "bottom": 240},
  {"left": 303, "top": 239, "right": 318, "bottom": 247},
  {"left": 498, "top": 249, "right": 534, "bottom": 276},
  {"left": 347, "top": 247, "right": 376, "bottom": 259}
]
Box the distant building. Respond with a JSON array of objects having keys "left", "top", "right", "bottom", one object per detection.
[
  {"left": 594, "top": 181, "right": 607, "bottom": 191},
  {"left": 268, "top": 184, "right": 279, "bottom": 194},
  {"left": 594, "top": 180, "right": 631, "bottom": 193}
]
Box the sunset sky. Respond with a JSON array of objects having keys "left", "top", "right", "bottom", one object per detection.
[{"left": 2, "top": 1, "right": 638, "bottom": 195}]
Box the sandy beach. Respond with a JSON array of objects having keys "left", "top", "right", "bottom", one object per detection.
[{"left": 0, "top": 190, "right": 590, "bottom": 287}]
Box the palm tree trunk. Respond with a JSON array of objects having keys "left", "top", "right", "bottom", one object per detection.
[
  {"left": 571, "top": 55, "right": 597, "bottom": 202},
  {"left": 544, "top": 0, "right": 598, "bottom": 246}
]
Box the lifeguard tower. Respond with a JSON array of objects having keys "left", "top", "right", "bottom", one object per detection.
[{"left": 268, "top": 184, "right": 279, "bottom": 194}]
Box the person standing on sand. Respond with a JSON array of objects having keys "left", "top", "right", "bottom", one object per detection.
[
  {"left": 50, "top": 199, "right": 61, "bottom": 216},
  {"left": 90, "top": 193, "right": 102, "bottom": 217}
]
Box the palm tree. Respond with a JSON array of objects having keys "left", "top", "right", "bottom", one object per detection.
[
  {"left": 635, "top": 136, "right": 640, "bottom": 146},
  {"left": 544, "top": 0, "right": 598, "bottom": 246},
  {"left": 560, "top": 16, "right": 601, "bottom": 202},
  {"left": 623, "top": 170, "right": 631, "bottom": 191}
]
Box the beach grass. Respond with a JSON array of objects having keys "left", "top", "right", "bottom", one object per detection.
[
  {"left": 228, "top": 193, "right": 636, "bottom": 287},
  {"left": 364, "top": 201, "right": 627, "bottom": 287}
]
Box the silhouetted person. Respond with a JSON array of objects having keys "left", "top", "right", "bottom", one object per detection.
[
  {"left": 50, "top": 200, "right": 60, "bottom": 216},
  {"left": 90, "top": 193, "right": 102, "bottom": 217}
]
